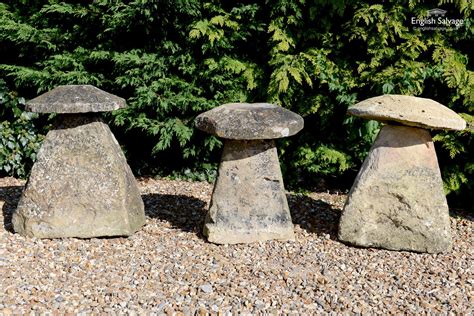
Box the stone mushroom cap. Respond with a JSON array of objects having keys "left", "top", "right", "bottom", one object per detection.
[
  {"left": 195, "top": 103, "right": 304, "bottom": 139},
  {"left": 26, "top": 85, "right": 126, "bottom": 113},
  {"left": 348, "top": 94, "right": 466, "bottom": 131}
]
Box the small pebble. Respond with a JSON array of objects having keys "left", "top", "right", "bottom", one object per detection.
[{"left": 200, "top": 284, "right": 213, "bottom": 294}]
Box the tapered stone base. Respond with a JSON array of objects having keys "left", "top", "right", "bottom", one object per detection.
[
  {"left": 338, "top": 125, "right": 452, "bottom": 253},
  {"left": 204, "top": 140, "right": 295, "bottom": 244},
  {"left": 13, "top": 115, "right": 145, "bottom": 238}
]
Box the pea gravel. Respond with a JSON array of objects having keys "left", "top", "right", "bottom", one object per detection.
[{"left": 0, "top": 177, "right": 472, "bottom": 314}]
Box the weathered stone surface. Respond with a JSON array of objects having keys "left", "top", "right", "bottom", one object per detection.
[
  {"left": 338, "top": 125, "right": 452, "bottom": 253},
  {"left": 195, "top": 103, "right": 304, "bottom": 139},
  {"left": 204, "top": 139, "right": 295, "bottom": 244},
  {"left": 348, "top": 94, "right": 466, "bottom": 131},
  {"left": 26, "top": 85, "right": 126, "bottom": 113},
  {"left": 13, "top": 115, "right": 145, "bottom": 238}
]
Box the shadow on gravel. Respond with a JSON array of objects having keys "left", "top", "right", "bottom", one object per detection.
[
  {"left": 287, "top": 193, "right": 342, "bottom": 240},
  {"left": 142, "top": 193, "right": 208, "bottom": 236},
  {"left": 142, "top": 192, "right": 343, "bottom": 240},
  {"left": 0, "top": 185, "right": 23, "bottom": 233},
  {"left": 449, "top": 209, "right": 474, "bottom": 222}
]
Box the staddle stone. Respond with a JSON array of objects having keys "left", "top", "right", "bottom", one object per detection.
[
  {"left": 195, "top": 103, "right": 304, "bottom": 139},
  {"left": 25, "top": 85, "right": 126, "bottom": 113},
  {"left": 338, "top": 125, "right": 452, "bottom": 253},
  {"left": 348, "top": 94, "right": 466, "bottom": 130},
  {"left": 339, "top": 94, "right": 466, "bottom": 253},
  {"left": 204, "top": 139, "right": 294, "bottom": 244},
  {"left": 196, "top": 103, "right": 303, "bottom": 244},
  {"left": 13, "top": 86, "right": 145, "bottom": 238}
]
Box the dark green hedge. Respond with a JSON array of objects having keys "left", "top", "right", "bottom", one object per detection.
[{"left": 0, "top": 1, "right": 472, "bottom": 208}]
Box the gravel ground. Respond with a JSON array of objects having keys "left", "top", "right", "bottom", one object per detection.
[{"left": 0, "top": 177, "right": 472, "bottom": 314}]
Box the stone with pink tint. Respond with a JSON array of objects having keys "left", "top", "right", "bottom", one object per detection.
[
  {"left": 347, "top": 94, "right": 466, "bottom": 131},
  {"left": 338, "top": 95, "right": 466, "bottom": 253}
]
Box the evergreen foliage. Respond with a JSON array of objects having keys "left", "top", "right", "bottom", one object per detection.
[
  {"left": 0, "top": 0, "right": 472, "bottom": 208},
  {"left": 0, "top": 79, "right": 44, "bottom": 177}
]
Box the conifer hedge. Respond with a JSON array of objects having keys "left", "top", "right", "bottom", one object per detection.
[{"left": 0, "top": 1, "right": 472, "bottom": 208}]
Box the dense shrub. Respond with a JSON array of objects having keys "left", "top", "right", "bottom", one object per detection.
[
  {"left": 0, "top": 80, "right": 44, "bottom": 177},
  {"left": 0, "top": 1, "right": 472, "bottom": 207}
]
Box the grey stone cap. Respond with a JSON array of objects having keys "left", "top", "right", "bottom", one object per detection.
[
  {"left": 26, "top": 85, "right": 126, "bottom": 113},
  {"left": 195, "top": 103, "right": 304, "bottom": 139},
  {"left": 348, "top": 94, "right": 466, "bottom": 131}
]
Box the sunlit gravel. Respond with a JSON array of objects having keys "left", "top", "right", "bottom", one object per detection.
[{"left": 1, "top": 177, "right": 472, "bottom": 314}]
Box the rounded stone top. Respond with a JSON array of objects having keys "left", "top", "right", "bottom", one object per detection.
[
  {"left": 195, "top": 103, "right": 304, "bottom": 139},
  {"left": 26, "top": 85, "right": 126, "bottom": 113},
  {"left": 348, "top": 95, "right": 466, "bottom": 131}
]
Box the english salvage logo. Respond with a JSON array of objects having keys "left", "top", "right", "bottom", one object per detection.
[
  {"left": 411, "top": 8, "right": 464, "bottom": 31},
  {"left": 427, "top": 8, "right": 447, "bottom": 17}
]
